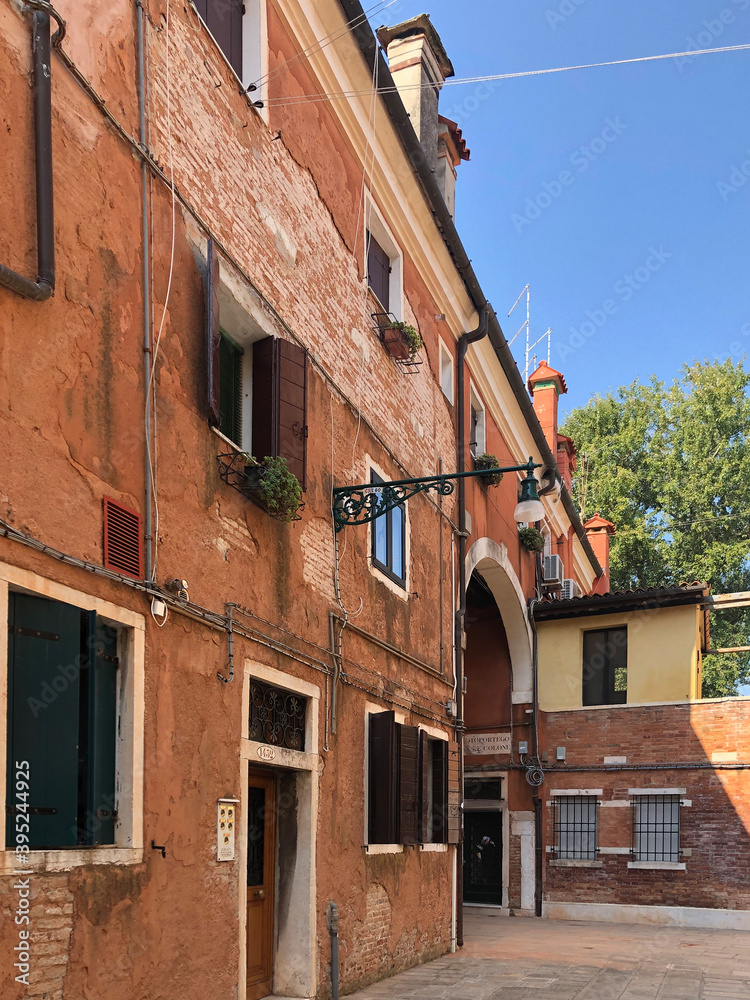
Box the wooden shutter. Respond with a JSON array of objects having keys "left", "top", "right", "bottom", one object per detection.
[
  {"left": 398, "top": 724, "right": 419, "bottom": 845},
  {"left": 367, "top": 232, "right": 390, "bottom": 311},
  {"left": 419, "top": 731, "right": 431, "bottom": 844},
  {"left": 252, "top": 337, "right": 308, "bottom": 489},
  {"left": 368, "top": 711, "right": 398, "bottom": 845},
  {"left": 195, "top": 0, "right": 243, "bottom": 77},
  {"left": 103, "top": 498, "right": 143, "bottom": 579},
  {"left": 205, "top": 237, "right": 221, "bottom": 427},
  {"left": 447, "top": 740, "right": 461, "bottom": 845},
  {"left": 219, "top": 333, "right": 243, "bottom": 444},
  {"left": 432, "top": 739, "right": 448, "bottom": 845},
  {"left": 86, "top": 615, "right": 118, "bottom": 846},
  {"left": 6, "top": 593, "right": 82, "bottom": 849}
]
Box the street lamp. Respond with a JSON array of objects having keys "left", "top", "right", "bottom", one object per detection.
[{"left": 513, "top": 468, "right": 544, "bottom": 523}]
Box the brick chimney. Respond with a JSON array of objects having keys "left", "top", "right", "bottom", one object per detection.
[
  {"left": 584, "top": 513, "right": 615, "bottom": 595},
  {"left": 527, "top": 360, "right": 568, "bottom": 456},
  {"left": 377, "top": 15, "right": 455, "bottom": 174},
  {"left": 437, "top": 116, "right": 470, "bottom": 219}
]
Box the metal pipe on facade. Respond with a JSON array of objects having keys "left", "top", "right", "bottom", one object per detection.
[
  {"left": 0, "top": 5, "right": 62, "bottom": 301},
  {"left": 455, "top": 304, "right": 489, "bottom": 948},
  {"left": 327, "top": 901, "right": 340, "bottom": 1000},
  {"left": 136, "top": 0, "right": 153, "bottom": 580}
]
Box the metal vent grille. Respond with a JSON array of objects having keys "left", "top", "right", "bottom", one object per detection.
[{"left": 103, "top": 497, "right": 143, "bottom": 579}]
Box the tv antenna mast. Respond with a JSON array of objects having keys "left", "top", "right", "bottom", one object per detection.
[{"left": 507, "top": 284, "right": 551, "bottom": 383}]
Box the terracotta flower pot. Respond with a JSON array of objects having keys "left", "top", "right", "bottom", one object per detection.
[{"left": 382, "top": 326, "right": 410, "bottom": 361}]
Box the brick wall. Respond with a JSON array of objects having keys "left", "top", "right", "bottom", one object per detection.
[{"left": 540, "top": 699, "right": 750, "bottom": 911}]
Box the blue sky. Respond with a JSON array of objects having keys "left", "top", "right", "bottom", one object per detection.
[{"left": 369, "top": 0, "right": 750, "bottom": 415}]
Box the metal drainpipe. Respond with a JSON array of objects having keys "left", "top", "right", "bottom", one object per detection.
[
  {"left": 0, "top": 6, "right": 62, "bottom": 301},
  {"left": 327, "top": 901, "right": 339, "bottom": 1000},
  {"left": 136, "top": 0, "right": 153, "bottom": 580},
  {"left": 454, "top": 304, "right": 489, "bottom": 949}
]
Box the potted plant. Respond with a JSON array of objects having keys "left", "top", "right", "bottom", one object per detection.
[
  {"left": 382, "top": 321, "right": 422, "bottom": 362},
  {"left": 474, "top": 453, "right": 504, "bottom": 487},
  {"left": 242, "top": 455, "right": 303, "bottom": 522},
  {"left": 519, "top": 526, "right": 545, "bottom": 552}
]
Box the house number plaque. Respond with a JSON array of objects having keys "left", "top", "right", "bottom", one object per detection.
[{"left": 257, "top": 745, "right": 276, "bottom": 762}]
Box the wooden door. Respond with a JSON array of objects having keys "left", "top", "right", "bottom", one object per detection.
[{"left": 247, "top": 769, "right": 275, "bottom": 1000}]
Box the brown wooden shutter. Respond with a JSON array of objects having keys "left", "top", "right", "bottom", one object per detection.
[
  {"left": 419, "top": 730, "right": 431, "bottom": 844},
  {"left": 195, "top": 0, "right": 243, "bottom": 77},
  {"left": 447, "top": 740, "right": 461, "bottom": 845},
  {"left": 252, "top": 337, "right": 308, "bottom": 488},
  {"left": 368, "top": 711, "right": 398, "bottom": 845},
  {"left": 205, "top": 237, "right": 221, "bottom": 427},
  {"left": 432, "top": 739, "right": 448, "bottom": 845},
  {"left": 103, "top": 498, "right": 143, "bottom": 579},
  {"left": 398, "top": 724, "right": 419, "bottom": 845}
]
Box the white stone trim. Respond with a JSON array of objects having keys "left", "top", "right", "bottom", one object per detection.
[
  {"left": 628, "top": 788, "right": 686, "bottom": 796},
  {"left": 603, "top": 756, "right": 627, "bottom": 764},
  {"left": 549, "top": 858, "right": 602, "bottom": 868},
  {"left": 546, "top": 695, "right": 750, "bottom": 712},
  {"left": 239, "top": 661, "right": 320, "bottom": 1000},
  {"left": 420, "top": 843, "right": 448, "bottom": 853},
  {"left": 365, "top": 843, "right": 404, "bottom": 855},
  {"left": 543, "top": 900, "right": 750, "bottom": 930},
  {"left": 600, "top": 800, "right": 631, "bottom": 808},
  {"left": 597, "top": 847, "right": 630, "bottom": 854},
  {"left": 364, "top": 193, "right": 404, "bottom": 321},
  {"left": 551, "top": 788, "right": 603, "bottom": 796},
  {"left": 628, "top": 861, "right": 686, "bottom": 871},
  {"left": 0, "top": 563, "right": 145, "bottom": 866}
]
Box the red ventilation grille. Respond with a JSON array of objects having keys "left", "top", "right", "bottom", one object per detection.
[{"left": 103, "top": 497, "right": 143, "bottom": 579}]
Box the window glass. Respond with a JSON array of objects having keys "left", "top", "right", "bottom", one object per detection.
[
  {"left": 633, "top": 794, "right": 680, "bottom": 862},
  {"left": 219, "top": 331, "right": 244, "bottom": 446},
  {"left": 370, "top": 471, "right": 406, "bottom": 587},
  {"left": 582, "top": 627, "right": 627, "bottom": 706},
  {"left": 555, "top": 796, "right": 598, "bottom": 859}
]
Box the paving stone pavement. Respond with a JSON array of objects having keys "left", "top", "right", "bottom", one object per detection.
[{"left": 347, "top": 911, "right": 750, "bottom": 1000}]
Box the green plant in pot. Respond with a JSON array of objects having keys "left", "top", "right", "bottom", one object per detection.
[
  {"left": 474, "top": 453, "right": 504, "bottom": 487},
  {"left": 243, "top": 455, "right": 302, "bottom": 522},
  {"left": 383, "top": 321, "right": 422, "bottom": 361},
  {"left": 519, "top": 526, "right": 545, "bottom": 552}
]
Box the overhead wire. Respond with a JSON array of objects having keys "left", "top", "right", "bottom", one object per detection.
[{"left": 264, "top": 42, "right": 750, "bottom": 107}]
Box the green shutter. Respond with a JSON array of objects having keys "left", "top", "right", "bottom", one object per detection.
[
  {"left": 86, "top": 615, "right": 118, "bottom": 846},
  {"left": 6, "top": 593, "right": 82, "bottom": 849},
  {"left": 219, "top": 332, "right": 243, "bottom": 445}
]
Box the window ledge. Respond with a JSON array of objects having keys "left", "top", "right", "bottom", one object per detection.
[
  {"left": 0, "top": 847, "right": 143, "bottom": 873},
  {"left": 550, "top": 858, "right": 603, "bottom": 868},
  {"left": 365, "top": 844, "right": 404, "bottom": 855},
  {"left": 627, "top": 861, "right": 686, "bottom": 871},
  {"left": 420, "top": 843, "right": 448, "bottom": 853}
]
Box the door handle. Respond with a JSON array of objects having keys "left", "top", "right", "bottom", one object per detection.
[{"left": 254, "top": 889, "right": 265, "bottom": 900}]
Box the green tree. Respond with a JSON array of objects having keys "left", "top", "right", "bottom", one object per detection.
[{"left": 561, "top": 359, "right": 750, "bottom": 697}]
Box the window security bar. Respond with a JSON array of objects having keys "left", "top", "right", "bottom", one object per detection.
[
  {"left": 632, "top": 794, "right": 681, "bottom": 862},
  {"left": 554, "top": 795, "right": 598, "bottom": 860}
]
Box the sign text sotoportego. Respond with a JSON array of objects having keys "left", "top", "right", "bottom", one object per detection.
[{"left": 464, "top": 732, "right": 511, "bottom": 755}]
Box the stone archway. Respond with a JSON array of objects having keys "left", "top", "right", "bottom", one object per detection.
[{"left": 465, "top": 537, "right": 533, "bottom": 702}]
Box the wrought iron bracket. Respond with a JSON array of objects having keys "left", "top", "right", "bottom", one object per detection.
[{"left": 332, "top": 459, "right": 541, "bottom": 532}]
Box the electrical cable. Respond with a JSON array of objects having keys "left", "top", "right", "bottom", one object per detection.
[{"left": 264, "top": 42, "right": 750, "bottom": 107}]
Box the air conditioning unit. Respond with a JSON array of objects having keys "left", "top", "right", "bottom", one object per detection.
[
  {"left": 543, "top": 554, "right": 564, "bottom": 585},
  {"left": 560, "top": 578, "right": 582, "bottom": 600}
]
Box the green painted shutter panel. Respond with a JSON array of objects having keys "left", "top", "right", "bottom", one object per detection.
[
  {"left": 368, "top": 711, "right": 398, "bottom": 845},
  {"left": 6, "top": 593, "right": 82, "bottom": 849},
  {"left": 205, "top": 237, "right": 221, "bottom": 427},
  {"left": 398, "top": 724, "right": 419, "bottom": 845},
  {"left": 87, "top": 616, "right": 118, "bottom": 846},
  {"left": 219, "top": 333, "right": 243, "bottom": 445},
  {"left": 432, "top": 739, "right": 448, "bottom": 845}
]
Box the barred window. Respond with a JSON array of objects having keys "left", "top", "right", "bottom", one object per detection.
[
  {"left": 633, "top": 794, "right": 680, "bottom": 862},
  {"left": 554, "top": 795, "right": 598, "bottom": 859}
]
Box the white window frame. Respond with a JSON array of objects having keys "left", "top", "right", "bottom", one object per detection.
[
  {"left": 0, "top": 563, "right": 145, "bottom": 872},
  {"left": 629, "top": 791, "right": 683, "bottom": 867},
  {"left": 417, "top": 722, "right": 449, "bottom": 853},
  {"left": 469, "top": 386, "right": 486, "bottom": 457},
  {"left": 439, "top": 340, "right": 454, "bottom": 403},
  {"left": 364, "top": 196, "right": 404, "bottom": 321}
]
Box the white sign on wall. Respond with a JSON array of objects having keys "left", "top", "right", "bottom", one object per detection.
[{"left": 464, "top": 732, "right": 511, "bottom": 756}]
